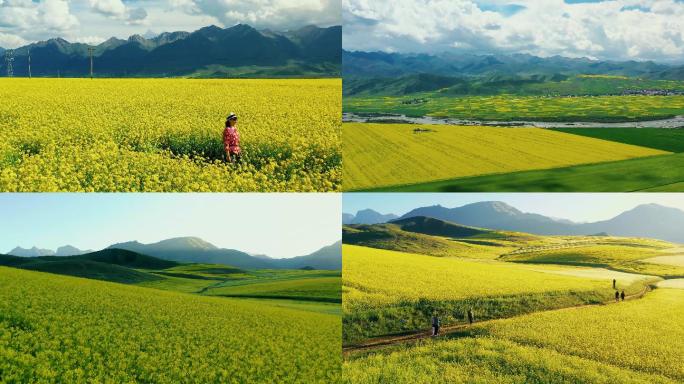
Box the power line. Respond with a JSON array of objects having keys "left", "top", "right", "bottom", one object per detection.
[
  {"left": 4, "top": 49, "right": 14, "bottom": 78},
  {"left": 88, "top": 47, "right": 95, "bottom": 79}
]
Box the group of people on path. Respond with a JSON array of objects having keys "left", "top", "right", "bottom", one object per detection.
[
  {"left": 431, "top": 308, "right": 475, "bottom": 336},
  {"left": 613, "top": 279, "right": 626, "bottom": 302}
]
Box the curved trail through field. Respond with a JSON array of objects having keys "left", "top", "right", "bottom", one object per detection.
[{"left": 343, "top": 284, "right": 653, "bottom": 356}]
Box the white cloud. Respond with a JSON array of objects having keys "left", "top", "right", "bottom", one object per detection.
[
  {"left": 126, "top": 7, "right": 149, "bottom": 25},
  {"left": 172, "top": 0, "right": 341, "bottom": 30},
  {"left": 343, "top": 0, "right": 684, "bottom": 62},
  {"left": 89, "top": 0, "right": 126, "bottom": 17},
  {"left": 0, "top": 31, "right": 27, "bottom": 48},
  {"left": 0, "top": 0, "right": 338, "bottom": 48},
  {"left": 0, "top": 0, "right": 78, "bottom": 47}
]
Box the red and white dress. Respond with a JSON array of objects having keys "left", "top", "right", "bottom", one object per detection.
[{"left": 223, "top": 126, "right": 241, "bottom": 155}]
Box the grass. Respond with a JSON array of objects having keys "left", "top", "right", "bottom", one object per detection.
[
  {"left": 342, "top": 245, "right": 646, "bottom": 343},
  {"left": 0, "top": 266, "right": 341, "bottom": 383},
  {"left": 552, "top": 128, "right": 684, "bottom": 153},
  {"left": 371, "top": 152, "right": 684, "bottom": 192},
  {"left": 342, "top": 123, "right": 666, "bottom": 191},
  {"left": 204, "top": 276, "right": 342, "bottom": 303}
]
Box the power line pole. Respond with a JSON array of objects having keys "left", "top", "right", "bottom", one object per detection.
[
  {"left": 4, "top": 49, "right": 14, "bottom": 78},
  {"left": 88, "top": 47, "right": 95, "bottom": 79},
  {"left": 28, "top": 49, "right": 31, "bottom": 79}
]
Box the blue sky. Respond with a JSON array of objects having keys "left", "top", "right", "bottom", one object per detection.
[
  {"left": 0, "top": 0, "right": 341, "bottom": 48},
  {"left": 343, "top": 193, "right": 684, "bottom": 223},
  {"left": 343, "top": 0, "right": 684, "bottom": 63},
  {"left": 0, "top": 193, "right": 341, "bottom": 259}
]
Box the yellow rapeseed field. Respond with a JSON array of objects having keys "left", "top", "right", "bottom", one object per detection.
[
  {"left": 0, "top": 78, "right": 341, "bottom": 192},
  {"left": 0, "top": 266, "right": 341, "bottom": 383},
  {"left": 345, "top": 289, "right": 684, "bottom": 383},
  {"left": 342, "top": 123, "right": 667, "bottom": 190},
  {"left": 342, "top": 245, "right": 612, "bottom": 312}
]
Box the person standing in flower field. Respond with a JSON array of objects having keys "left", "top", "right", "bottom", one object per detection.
[{"left": 224, "top": 113, "right": 241, "bottom": 164}]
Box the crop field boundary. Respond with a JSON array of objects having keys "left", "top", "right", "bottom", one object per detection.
[
  {"left": 356, "top": 152, "right": 684, "bottom": 192},
  {"left": 343, "top": 284, "right": 653, "bottom": 355}
]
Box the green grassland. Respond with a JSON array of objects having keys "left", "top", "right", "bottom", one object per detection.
[
  {"left": 344, "top": 288, "right": 684, "bottom": 384},
  {"left": 378, "top": 152, "right": 684, "bottom": 192},
  {"left": 551, "top": 128, "right": 684, "bottom": 153},
  {"left": 0, "top": 266, "right": 341, "bottom": 383},
  {"left": 342, "top": 122, "right": 666, "bottom": 191}
]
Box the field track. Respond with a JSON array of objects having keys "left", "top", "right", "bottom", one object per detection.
[{"left": 343, "top": 283, "right": 653, "bottom": 355}]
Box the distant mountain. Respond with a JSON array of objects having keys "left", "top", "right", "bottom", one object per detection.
[
  {"left": 107, "top": 237, "right": 341, "bottom": 270},
  {"left": 343, "top": 50, "right": 677, "bottom": 80},
  {"left": 344, "top": 209, "right": 399, "bottom": 224},
  {"left": 0, "top": 24, "right": 341, "bottom": 78},
  {"left": 342, "top": 213, "right": 355, "bottom": 224},
  {"left": 8, "top": 246, "right": 55, "bottom": 257},
  {"left": 55, "top": 245, "right": 91, "bottom": 256},
  {"left": 649, "top": 65, "right": 684, "bottom": 80},
  {"left": 275, "top": 241, "right": 342, "bottom": 270},
  {"left": 106, "top": 237, "right": 272, "bottom": 269},
  {"left": 397, "top": 201, "right": 684, "bottom": 243}
]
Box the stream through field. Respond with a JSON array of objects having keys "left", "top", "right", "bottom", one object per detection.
[{"left": 343, "top": 113, "right": 684, "bottom": 128}]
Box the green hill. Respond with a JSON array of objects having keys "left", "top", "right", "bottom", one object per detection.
[
  {"left": 19, "top": 259, "right": 162, "bottom": 284},
  {"left": 0, "top": 249, "right": 175, "bottom": 284},
  {"left": 391, "top": 216, "right": 492, "bottom": 238}
]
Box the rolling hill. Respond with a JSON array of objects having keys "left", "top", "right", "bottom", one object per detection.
[
  {"left": 0, "top": 24, "right": 341, "bottom": 78},
  {"left": 0, "top": 249, "right": 174, "bottom": 283},
  {"left": 6, "top": 237, "right": 342, "bottom": 271}
]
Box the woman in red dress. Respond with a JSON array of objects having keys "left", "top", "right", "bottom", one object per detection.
[{"left": 224, "top": 113, "right": 241, "bottom": 164}]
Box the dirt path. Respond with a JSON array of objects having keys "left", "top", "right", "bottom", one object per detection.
[{"left": 343, "top": 284, "right": 652, "bottom": 356}]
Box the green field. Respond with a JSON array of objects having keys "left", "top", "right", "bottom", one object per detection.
[
  {"left": 345, "top": 94, "right": 684, "bottom": 122},
  {"left": 342, "top": 123, "right": 666, "bottom": 191},
  {"left": 551, "top": 128, "right": 684, "bottom": 153},
  {"left": 375, "top": 152, "right": 684, "bottom": 192},
  {"left": 344, "top": 75, "right": 684, "bottom": 122},
  {"left": 0, "top": 266, "right": 341, "bottom": 383}
]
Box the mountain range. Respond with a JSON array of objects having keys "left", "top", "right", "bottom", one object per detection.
[
  {"left": 7, "top": 237, "right": 341, "bottom": 270},
  {"left": 342, "top": 209, "right": 399, "bottom": 225},
  {"left": 344, "top": 202, "right": 684, "bottom": 243},
  {"left": 343, "top": 50, "right": 683, "bottom": 79},
  {"left": 9, "top": 245, "right": 93, "bottom": 257},
  {"left": 0, "top": 24, "right": 341, "bottom": 78}
]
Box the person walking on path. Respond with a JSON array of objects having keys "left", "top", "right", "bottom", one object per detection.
[
  {"left": 467, "top": 308, "right": 474, "bottom": 325},
  {"left": 224, "top": 113, "right": 241, "bottom": 164},
  {"left": 613, "top": 279, "right": 616, "bottom": 289},
  {"left": 621, "top": 290, "right": 626, "bottom": 301},
  {"left": 615, "top": 290, "right": 620, "bottom": 302},
  {"left": 431, "top": 315, "right": 440, "bottom": 336}
]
